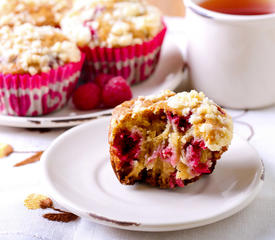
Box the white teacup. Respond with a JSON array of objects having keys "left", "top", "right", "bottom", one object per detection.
[{"left": 184, "top": 0, "right": 275, "bottom": 109}]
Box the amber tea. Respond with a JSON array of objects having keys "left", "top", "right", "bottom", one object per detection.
[{"left": 199, "top": 0, "right": 275, "bottom": 15}]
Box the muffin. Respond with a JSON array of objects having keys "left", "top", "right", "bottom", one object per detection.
[
  {"left": 61, "top": 0, "right": 166, "bottom": 85},
  {"left": 108, "top": 90, "right": 233, "bottom": 188},
  {"left": 0, "top": 0, "right": 73, "bottom": 28},
  {"left": 0, "top": 23, "right": 84, "bottom": 116}
]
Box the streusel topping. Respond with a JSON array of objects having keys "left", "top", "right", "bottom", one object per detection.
[
  {"left": 0, "top": 24, "right": 81, "bottom": 75},
  {"left": 167, "top": 90, "right": 233, "bottom": 151},
  {"left": 0, "top": 0, "right": 72, "bottom": 27},
  {"left": 112, "top": 90, "right": 233, "bottom": 152},
  {"left": 61, "top": 0, "right": 162, "bottom": 47}
]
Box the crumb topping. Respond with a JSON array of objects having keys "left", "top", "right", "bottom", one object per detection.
[
  {"left": 0, "top": 0, "right": 72, "bottom": 27},
  {"left": 0, "top": 143, "right": 13, "bottom": 158},
  {"left": 0, "top": 24, "right": 81, "bottom": 75},
  {"left": 167, "top": 90, "right": 233, "bottom": 151},
  {"left": 24, "top": 193, "right": 49, "bottom": 210},
  {"left": 113, "top": 90, "right": 233, "bottom": 152},
  {"left": 61, "top": 0, "right": 162, "bottom": 47}
]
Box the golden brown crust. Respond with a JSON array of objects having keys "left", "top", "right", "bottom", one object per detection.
[{"left": 109, "top": 90, "right": 175, "bottom": 137}]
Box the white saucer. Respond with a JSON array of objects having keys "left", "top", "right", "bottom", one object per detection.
[
  {"left": 42, "top": 118, "right": 264, "bottom": 232},
  {"left": 0, "top": 38, "right": 185, "bottom": 129}
]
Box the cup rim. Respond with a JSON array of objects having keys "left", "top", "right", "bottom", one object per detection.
[{"left": 184, "top": 0, "right": 275, "bottom": 21}]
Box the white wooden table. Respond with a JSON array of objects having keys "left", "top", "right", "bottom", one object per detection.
[{"left": 0, "top": 17, "right": 274, "bottom": 240}]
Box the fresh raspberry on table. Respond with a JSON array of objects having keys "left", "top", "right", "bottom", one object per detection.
[
  {"left": 102, "top": 76, "right": 132, "bottom": 108},
  {"left": 95, "top": 74, "right": 114, "bottom": 89},
  {"left": 72, "top": 83, "right": 101, "bottom": 110}
]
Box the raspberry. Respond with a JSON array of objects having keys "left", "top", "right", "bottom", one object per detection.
[
  {"left": 185, "top": 141, "right": 210, "bottom": 174},
  {"left": 72, "top": 83, "right": 101, "bottom": 110},
  {"left": 167, "top": 112, "right": 192, "bottom": 133},
  {"left": 95, "top": 74, "right": 114, "bottom": 88},
  {"left": 102, "top": 76, "right": 132, "bottom": 107},
  {"left": 113, "top": 129, "right": 141, "bottom": 163}
]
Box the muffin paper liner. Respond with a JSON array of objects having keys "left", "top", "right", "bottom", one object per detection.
[
  {"left": 80, "top": 23, "right": 167, "bottom": 85},
  {"left": 0, "top": 54, "right": 85, "bottom": 116}
]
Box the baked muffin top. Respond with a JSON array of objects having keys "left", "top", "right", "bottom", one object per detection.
[
  {"left": 0, "top": 23, "right": 81, "bottom": 75},
  {"left": 111, "top": 90, "right": 233, "bottom": 152},
  {"left": 0, "top": 0, "right": 72, "bottom": 27},
  {"left": 61, "top": 0, "right": 163, "bottom": 48}
]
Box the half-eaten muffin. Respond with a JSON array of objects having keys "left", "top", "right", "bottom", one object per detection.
[{"left": 108, "top": 90, "right": 233, "bottom": 188}]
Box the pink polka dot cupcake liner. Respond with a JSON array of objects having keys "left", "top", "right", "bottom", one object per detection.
[
  {"left": 80, "top": 24, "right": 167, "bottom": 85},
  {"left": 0, "top": 54, "right": 85, "bottom": 116}
]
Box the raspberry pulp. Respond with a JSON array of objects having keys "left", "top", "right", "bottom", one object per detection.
[
  {"left": 167, "top": 112, "right": 192, "bottom": 133},
  {"left": 185, "top": 140, "right": 211, "bottom": 174},
  {"left": 161, "top": 146, "right": 178, "bottom": 167},
  {"left": 113, "top": 129, "right": 141, "bottom": 164},
  {"left": 169, "top": 172, "right": 185, "bottom": 188}
]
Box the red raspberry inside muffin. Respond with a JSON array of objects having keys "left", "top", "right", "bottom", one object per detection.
[
  {"left": 167, "top": 112, "right": 192, "bottom": 133},
  {"left": 113, "top": 129, "right": 142, "bottom": 164}
]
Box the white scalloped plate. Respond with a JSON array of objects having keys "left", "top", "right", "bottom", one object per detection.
[
  {"left": 42, "top": 117, "right": 264, "bottom": 232},
  {"left": 0, "top": 38, "right": 185, "bottom": 128}
]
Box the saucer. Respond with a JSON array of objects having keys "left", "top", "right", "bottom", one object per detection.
[{"left": 42, "top": 117, "right": 264, "bottom": 231}]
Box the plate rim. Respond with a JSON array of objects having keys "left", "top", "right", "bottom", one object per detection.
[{"left": 41, "top": 118, "right": 264, "bottom": 232}]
